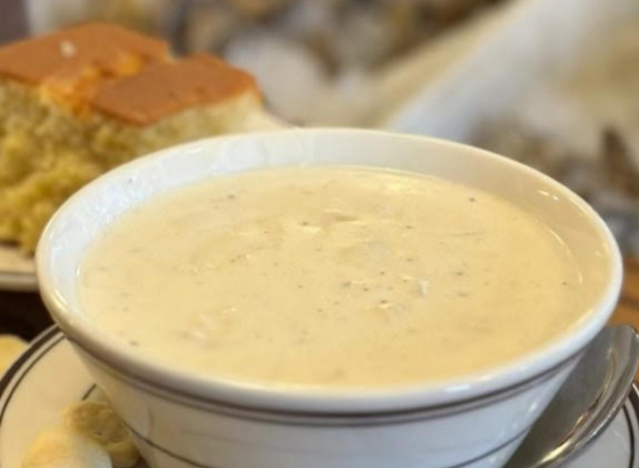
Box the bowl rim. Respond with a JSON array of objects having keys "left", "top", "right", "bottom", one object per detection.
[{"left": 36, "top": 128, "right": 623, "bottom": 414}]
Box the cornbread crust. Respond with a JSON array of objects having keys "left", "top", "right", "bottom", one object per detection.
[
  {"left": 0, "top": 23, "right": 260, "bottom": 252},
  {"left": 0, "top": 23, "right": 170, "bottom": 111},
  {"left": 0, "top": 23, "right": 168, "bottom": 84},
  {"left": 94, "top": 54, "right": 259, "bottom": 125}
]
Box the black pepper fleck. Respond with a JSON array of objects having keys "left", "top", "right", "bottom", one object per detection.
[{"left": 468, "top": 197, "right": 476, "bottom": 202}]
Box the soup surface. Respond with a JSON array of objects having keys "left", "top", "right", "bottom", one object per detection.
[{"left": 78, "top": 166, "right": 584, "bottom": 388}]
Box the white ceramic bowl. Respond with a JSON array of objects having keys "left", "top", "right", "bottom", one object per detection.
[{"left": 37, "top": 129, "right": 622, "bottom": 468}]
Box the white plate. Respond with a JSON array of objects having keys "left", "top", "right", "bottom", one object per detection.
[
  {"left": 0, "top": 111, "right": 286, "bottom": 293},
  {"left": 0, "top": 327, "right": 637, "bottom": 468}
]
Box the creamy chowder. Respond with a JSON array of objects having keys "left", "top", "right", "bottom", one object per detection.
[{"left": 78, "top": 166, "right": 584, "bottom": 388}]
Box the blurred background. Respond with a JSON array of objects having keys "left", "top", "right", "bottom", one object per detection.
[{"left": 3, "top": 0, "right": 639, "bottom": 258}]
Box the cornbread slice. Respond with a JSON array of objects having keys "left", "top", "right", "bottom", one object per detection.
[{"left": 0, "top": 23, "right": 260, "bottom": 252}]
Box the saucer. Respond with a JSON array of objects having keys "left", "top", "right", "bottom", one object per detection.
[{"left": 1, "top": 327, "right": 637, "bottom": 468}]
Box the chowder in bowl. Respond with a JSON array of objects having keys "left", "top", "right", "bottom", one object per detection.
[{"left": 37, "top": 129, "right": 622, "bottom": 468}]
